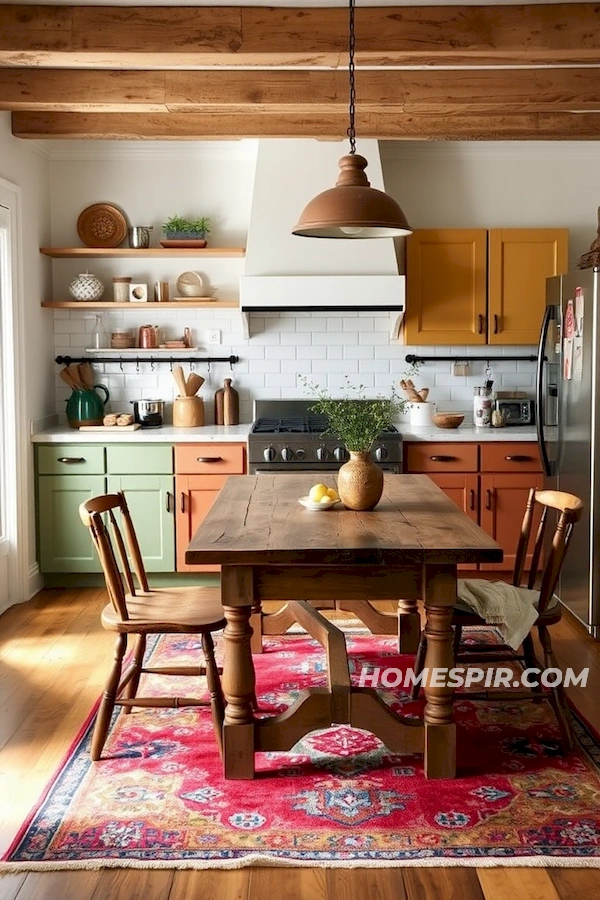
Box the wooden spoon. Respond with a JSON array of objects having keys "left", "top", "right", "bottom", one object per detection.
[
  {"left": 60, "top": 366, "right": 83, "bottom": 391},
  {"left": 185, "top": 372, "right": 205, "bottom": 396},
  {"left": 172, "top": 364, "right": 188, "bottom": 397},
  {"left": 78, "top": 361, "right": 94, "bottom": 390}
]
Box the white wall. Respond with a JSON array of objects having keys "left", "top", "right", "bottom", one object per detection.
[
  {"left": 48, "top": 139, "right": 600, "bottom": 425},
  {"left": 0, "top": 112, "right": 52, "bottom": 597}
]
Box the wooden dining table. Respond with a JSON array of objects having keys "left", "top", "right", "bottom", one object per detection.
[{"left": 186, "top": 473, "right": 503, "bottom": 780}]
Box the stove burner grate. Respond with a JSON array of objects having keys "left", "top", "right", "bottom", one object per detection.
[{"left": 252, "top": 415, "right": 330, "bottom": 434}]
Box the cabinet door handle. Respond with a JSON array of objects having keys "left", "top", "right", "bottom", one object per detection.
[
  {"left": 165, "top": 491, "right": 173, "bottom": 513},
  {"left": 430, "top": 455, "right": 457, "bottom": 462},
  {"left": 469, "top": 489, "right": 476, "bottom": 510},
  {"left": 57, "top": 456, "right": 86, "bottom": 464},
  {"left": 180, "top": 491, "right": 186, "bottom": 513},
  {"left": 478, "top": 314, "right": 485, "bottom": 334},
  {"left": 494, "top": 314, "right": 500, "bottom": 334},
  {"left": 504, "top": 455, "right": 532, "bottom": 462},
  {"left": 196, "top": 456, "right": 223, "bottom": 463},
  {"left": 485, "top": 489, "right": 493, "bottom": 510}
]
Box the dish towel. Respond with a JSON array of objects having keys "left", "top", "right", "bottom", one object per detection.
[{"left": 455, "top": 579, "right": 542, "bottom": 651}]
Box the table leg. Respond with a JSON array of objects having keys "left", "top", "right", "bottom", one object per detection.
[
  {"left": 397, "top": 598, "right": 421, "bottom": 653},
  {"left": 222, "top": 593, "right": 256, "bottom": 779},
  {"left": 422, "top": 564, "right": 457, "bottom": 779}
]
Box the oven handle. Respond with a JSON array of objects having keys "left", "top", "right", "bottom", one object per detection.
[{"left": 250, "top": 466, "right": 400, "bottom": 475}]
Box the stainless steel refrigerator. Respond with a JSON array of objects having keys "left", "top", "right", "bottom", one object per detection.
[{"left": 537, "top": 268, "right": 600, "bottom": 637}]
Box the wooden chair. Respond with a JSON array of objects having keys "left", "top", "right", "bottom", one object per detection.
[
  {"left": 79, "top": 492, "right": 226, "bottom": 762},
  {"left": 410, "top": 488, "right": 583, "bottom": 751}
]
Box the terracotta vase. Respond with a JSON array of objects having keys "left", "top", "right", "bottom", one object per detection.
[{"left": 337, "top": 450, "right": 384, "bottom": 511}]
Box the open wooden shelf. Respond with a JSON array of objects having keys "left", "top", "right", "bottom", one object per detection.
[
  {"left": 41, "top": 300, "right": 239, "bottom": 309},
  {"left": 40, "top": 247, "right": 245, "bottom": 258}
]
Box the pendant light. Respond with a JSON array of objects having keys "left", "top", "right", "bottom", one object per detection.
[{"left": 292, "top": 0, "right": 412, "bottom": 239}]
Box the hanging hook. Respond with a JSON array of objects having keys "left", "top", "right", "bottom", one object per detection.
[
  {"left": 119, "top": 358, "right": 124, "bottom": 373},
  {"left": 150, "top": 360, "right": 155, "bottom": 372},
  {"left": 136, "top": 358, "right": 140, "bottom": 373},
  {"left": 207, "top": 361, "right": 211, "bottom": 374},
  {"left": 169, "top": 358, "right": 174, "bottom": 371},
  {"left": 190, "top": 360, "right": 195, "bottom": 372}
]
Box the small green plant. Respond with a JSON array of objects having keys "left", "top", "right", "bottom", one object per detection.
[
  {"left": 300, "top": 376, "right": 406, "bottom": 452},
  {"left": 162, "top": 216, "right": 211, "bottom": 237}
]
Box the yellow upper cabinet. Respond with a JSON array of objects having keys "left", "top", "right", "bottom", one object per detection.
[
  {"left": 405, "top": 228, "right": 569, "bottom": 346},
  {"left": 487, "top": 229, "right": 569, "bottom": 345}
]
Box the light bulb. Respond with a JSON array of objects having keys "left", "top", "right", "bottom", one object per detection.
[{"left": 340, "top": 225, "right": 364, "bottom": 236}]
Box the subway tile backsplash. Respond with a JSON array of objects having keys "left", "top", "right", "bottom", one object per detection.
[{"left": 53, "top": 308, "right": 537, "bottom": 426}]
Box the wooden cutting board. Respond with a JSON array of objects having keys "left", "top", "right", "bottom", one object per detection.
[{"left": 79, "top": 424, "right": 141, "bottom": 431}]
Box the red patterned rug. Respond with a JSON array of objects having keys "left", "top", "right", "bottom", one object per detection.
[{"left": 3, "top": 628, "right": 600, "bottom": 869}]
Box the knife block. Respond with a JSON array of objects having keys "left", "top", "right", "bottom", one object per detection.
[{"left": 173, "top": 396, "right": 204, "bottom": 427}]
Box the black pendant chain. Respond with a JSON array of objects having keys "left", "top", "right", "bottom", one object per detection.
[{"left": 346, "top": 0, "right": 357, "bottom": 155}]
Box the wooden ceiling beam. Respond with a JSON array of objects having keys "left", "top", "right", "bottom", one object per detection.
[
  {"left": 1, "top": 4, "right": 600, "bottom": 68},
  {"left": 12, "top": 109, "right": 600, "bottom": 141},
  {"left": 2, "top": 68, "right": 600, "bottom": 114}
]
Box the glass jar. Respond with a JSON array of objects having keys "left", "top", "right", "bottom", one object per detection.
[
  {"left": 473, "top": 386, "right": 493, "bottom": 427},
  {"left": 90, "top": 314, "right": 108, "bottom": 349},
  {"left": 113, "top": 276, "right": 132, "bottom": 302}
]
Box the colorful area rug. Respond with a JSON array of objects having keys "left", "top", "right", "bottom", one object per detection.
[{"left": 3, "top": 628, "right": 600, "bottom": 869}]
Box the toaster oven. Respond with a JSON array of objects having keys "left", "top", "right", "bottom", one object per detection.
[{"left": 494, "top": 398, "right": 535, "bottom": 426}]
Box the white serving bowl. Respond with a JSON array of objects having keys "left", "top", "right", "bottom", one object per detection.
[{"left": 298, "top": 496, "right": 341, "bottom": 511}]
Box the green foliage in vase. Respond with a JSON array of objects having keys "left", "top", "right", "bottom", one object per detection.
[
  {"left": 162, "top": 216, "right": 211, "bottom": 237},
  {"left": 300, "top": 376, "right": 406, "bottom": 452}
]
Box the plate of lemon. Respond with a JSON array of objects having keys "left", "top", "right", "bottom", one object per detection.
[{"left": 298, "top": 483, "right": 341, "bottom": 510}]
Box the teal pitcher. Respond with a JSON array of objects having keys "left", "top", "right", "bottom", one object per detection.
[{"left": 66, "top": 384, "right": 110, "bottom": 428}]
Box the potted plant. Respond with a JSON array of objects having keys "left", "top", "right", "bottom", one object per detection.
[
  {"left": 160, "top": 216, "right": 211, "bottom": 247},
  {"left": 300, "top": 377, "right": 406, "bottom": 510}
]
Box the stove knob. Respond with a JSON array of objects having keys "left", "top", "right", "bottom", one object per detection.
[
  {"left": 333, "top": 446, "right": 348, "bottom": 462},
  {"left": 281, "top": 446, "right": 294, "bottom": 462},
  {"left": 295, "top": 448, "right": 306, "bottom": 461},
  {"left": 316, "top": 446, "right": 329, "bottom": 461},
  {"left": 374, "top": 445, "right": 388, "bottom": 462},
  {"left": 263, "top": 445, "right": 277, "bottom": 462}
]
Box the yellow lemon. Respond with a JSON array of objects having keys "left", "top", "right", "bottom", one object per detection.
[
  {"left": 320, "top": 495, "right": 332, "bottom": 504},
  {"left": 326, "top": 488, "right": 339, "bottom": 500},
  {"left": 309, "top": 483, "right": 329, "bottom": 503}
]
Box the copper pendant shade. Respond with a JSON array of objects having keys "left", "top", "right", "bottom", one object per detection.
[
  {"left": 292, "top": 0, "right": 412, "bottom": 240},
  {"left": 292, "top": 154, "right": 412, "bottom": 239}
]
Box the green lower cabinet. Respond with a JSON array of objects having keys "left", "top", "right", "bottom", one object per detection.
[
  {"left": 38, "top": 474, "right": 106, "bottom": 572},
  {"left": 107, "top": 475, "right": 175, "bottom": 572}
]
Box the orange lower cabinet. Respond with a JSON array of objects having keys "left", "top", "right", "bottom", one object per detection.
[
  {"left": 427, "top": 472, "right": 479, "bottom": 571},
  {"left": 175, "top": 473, "right": 227, "bottom": 572},
  {"left": 479, "top": 472, "right": 544, "bottom": 572}
]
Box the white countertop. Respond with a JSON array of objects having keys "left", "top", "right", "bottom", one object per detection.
[
  {"left": 31, "top": 423, "right": 538, "bottom": 444},
  {"left": 31, "top": 424, "right": 252, "bottom": 443},
  {"left": 399, "top": 425, "right": 538, "bottom": 442}
]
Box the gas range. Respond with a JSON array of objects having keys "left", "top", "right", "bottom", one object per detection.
[{"left": 248, "top": 400, "right": 402, "bottom": 473}]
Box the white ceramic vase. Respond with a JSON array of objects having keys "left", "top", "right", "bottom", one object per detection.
[{"left": 69, "top": 272, "right": 105, "bottom": 302}]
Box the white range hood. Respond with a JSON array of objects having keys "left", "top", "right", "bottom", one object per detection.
[{"left": 240, "top": 139, "right": 406, "bottom": 316}]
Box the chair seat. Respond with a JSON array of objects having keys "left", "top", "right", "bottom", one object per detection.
[
  {"left": 453, "top": 587, "right": 562, "bottom": 628},
  {"left": 101, "top": 586, "right": 226, "bottom": 633}
]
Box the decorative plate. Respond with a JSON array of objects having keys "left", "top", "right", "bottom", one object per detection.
[
  {"left": 298, "top": 496, "right": 341, "bottom": 511},
  {"left": 77, "top": 203, "right": 128, "bottom": 248}
]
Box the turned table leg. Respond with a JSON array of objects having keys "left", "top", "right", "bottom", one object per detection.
[
  {"left": 221, "top": 567, "right": 257, "bottom": 779},
  {"left": 397, "top": 598, "right": 421, "bottom": 654},
  {"left": 422, "top": 564, "right": 457, "bottom": 779}
]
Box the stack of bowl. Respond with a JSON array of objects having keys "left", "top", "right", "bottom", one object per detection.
[{"left": 111, "top": 330, "right": 134, "bottom": 349}]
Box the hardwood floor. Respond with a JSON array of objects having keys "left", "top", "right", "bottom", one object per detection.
[{"left": 1, "top": 589, "right": 599, "bottom": 900}]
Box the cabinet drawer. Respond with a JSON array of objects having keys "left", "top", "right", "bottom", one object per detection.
[
  {"left": 404, "top": 442, "right": 478, "bottom": 473},
  {"left": 37, "top": 444, "right": 105, "bottom": 475},
  {"left": 480, "top": 443, "right": 541, "bottom": 472},
  {"left": 106, "top": 444, "right": 173, "bottom": 475},
  {"left": 175, "top": 443, "right": 245, "bottom": 475}
]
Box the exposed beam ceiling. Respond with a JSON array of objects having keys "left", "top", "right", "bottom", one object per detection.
[{"left": 1, "top": 3, "right": 600, "bottom": 139}]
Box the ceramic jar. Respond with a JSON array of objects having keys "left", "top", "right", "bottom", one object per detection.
[
  {"left": 337, "top": 451, "right": 384, "bottom": 511},
  {"left": 112, "top": 276, "right": 131, "bottom": 302},
  {"left": 69, "top": 272, "right": 105, "bottom": 302}
]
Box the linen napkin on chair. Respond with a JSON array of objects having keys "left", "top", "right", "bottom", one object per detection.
[{"left": 455, "top": 579, "right": 541, "bottom": 651}]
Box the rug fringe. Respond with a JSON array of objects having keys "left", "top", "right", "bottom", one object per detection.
[{"left": 1, "top": 855, "right": 600, "bottom": 872}]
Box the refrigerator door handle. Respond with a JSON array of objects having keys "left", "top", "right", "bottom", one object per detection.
[{"left": 536, "top": 304, "right": 553, "bottom": 477}]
